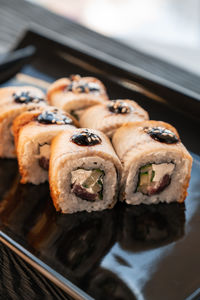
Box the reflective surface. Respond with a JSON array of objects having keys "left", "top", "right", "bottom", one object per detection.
[
  {"left": 0, "top": 44, "right": 200, "bottom": 300},
  {"left": 0, "top": 156, "right": 199, "bottom": 300}
]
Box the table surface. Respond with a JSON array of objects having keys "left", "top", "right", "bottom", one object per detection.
[{"left": 0, "top": 0, "right": 200, "bottom": 299}]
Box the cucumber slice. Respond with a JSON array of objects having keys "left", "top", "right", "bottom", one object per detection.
[
  {"left": 140, "top": 164, "right": 152, "bottom": 173},
  {"left": 151, "top": 170, "right": 155, "bottom": 182},
  {"left": 82, "top": 184, "right": 89, "bottom": 188},
  {"left": 140, "top": 164, "right": 152, "bottom": 170}
]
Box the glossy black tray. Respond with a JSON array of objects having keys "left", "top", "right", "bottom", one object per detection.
[{"left": 0, "top": 29, "right": 200, "bottom": 300}]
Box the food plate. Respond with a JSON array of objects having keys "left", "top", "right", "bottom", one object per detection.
[{"left": 0, "top": 28, "right": 200, "bottom": 300}]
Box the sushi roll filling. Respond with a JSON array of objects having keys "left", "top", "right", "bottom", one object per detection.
[
  {"left": 137, "top": 163, "right": 175, "bottom": 195},
  {"left": 71, "top": 169, "right": 104, "bottom": 201},
  {"left": 39, "top": 156, "right": 49, "bottom": 170},
  {"left": 70, "top": 108, "right": 85, "bottom": 121},
  {"left": 37, "top": 143, "right": 51, "bottom": 170}
]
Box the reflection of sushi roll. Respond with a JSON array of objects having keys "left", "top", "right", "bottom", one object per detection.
[
  {"left": 49, "top": 128, "right": 122, "bottom": 213},
  {"left": 14, "top": 108, "right": 77, "bottom": 185},
  {"left": 87, "top": 268, "right": 136, "bottom": 300},
  {"left": 47, "top": 75, "right": 108, "bottom": 120},
  {"left": 26, "top": 197, "right": 115, "bottom": 280},
  {"left": 54, "top": 209, "right": 116, "bottom": 278},
  {"left": 119, "top": 203, "right": 185, "bottom": 251},
  {"left": 113, "top": 121, "right": 192, "bottom": 204},
  {"left": 0, "top": 86, "right": 47, "bottom": 158},
  {"left": 80, "top": 99, "right": 149, "bottom": 138}
]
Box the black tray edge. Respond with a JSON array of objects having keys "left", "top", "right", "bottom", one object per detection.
[
  {"left": 0, "top": 232, "right": 93, "bottom": 300},
  {"left": 185, "top": 288, "right": 200, "bottom": 300},
  {"left": 14, "top": 24, "right": 200, "bottom": 121},
  {"left": 1, "top": 26, "right": 199, "bottom": 300}
]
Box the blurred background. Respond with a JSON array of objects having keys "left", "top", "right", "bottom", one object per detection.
[{"left": 26, "top": 0, "right": 200, "bottom": 75}]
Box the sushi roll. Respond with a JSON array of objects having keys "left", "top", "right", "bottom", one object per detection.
[
  {"left": 80, "top": 99, "right": 149, "bottom": 137},
  {"left": 112, "top": 120, "right": 192, "bottom": 205},
  {"left": 14, "top": 107, "right": 77, "bottom": 185},
  {"left": 0, "top": 86, "right": 47, "bottom": 158},
  {"left": 13, "top": 107, "right": 78, "bottom": 148},
  {"left": 43, "top": 210, "right": 116, "bottom": 278},
  {"left": 0, "top": 86, "right": 45, "bottom": 107},
  {"left": 47, "top": 74, "right": 108, "bottom": 120},
  {"left": 49, "top": 128, "right": 122, "bottom": 213}
]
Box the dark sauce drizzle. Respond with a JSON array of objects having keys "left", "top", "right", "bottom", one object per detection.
[
  {"left": 71, "top": 130, "right": 102, "bottom": 146},
  {"left": 37, "top": 110, "right": 73, "bottom": 125},
  {"left": 13, "top": 91, "right": 45, "bottom": 104},
  {"left": 144, "top": 127, "right": 179, "bottom": 144},
  {"left": 107, "top": 100, "right": 132, "bottom": 114}
]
